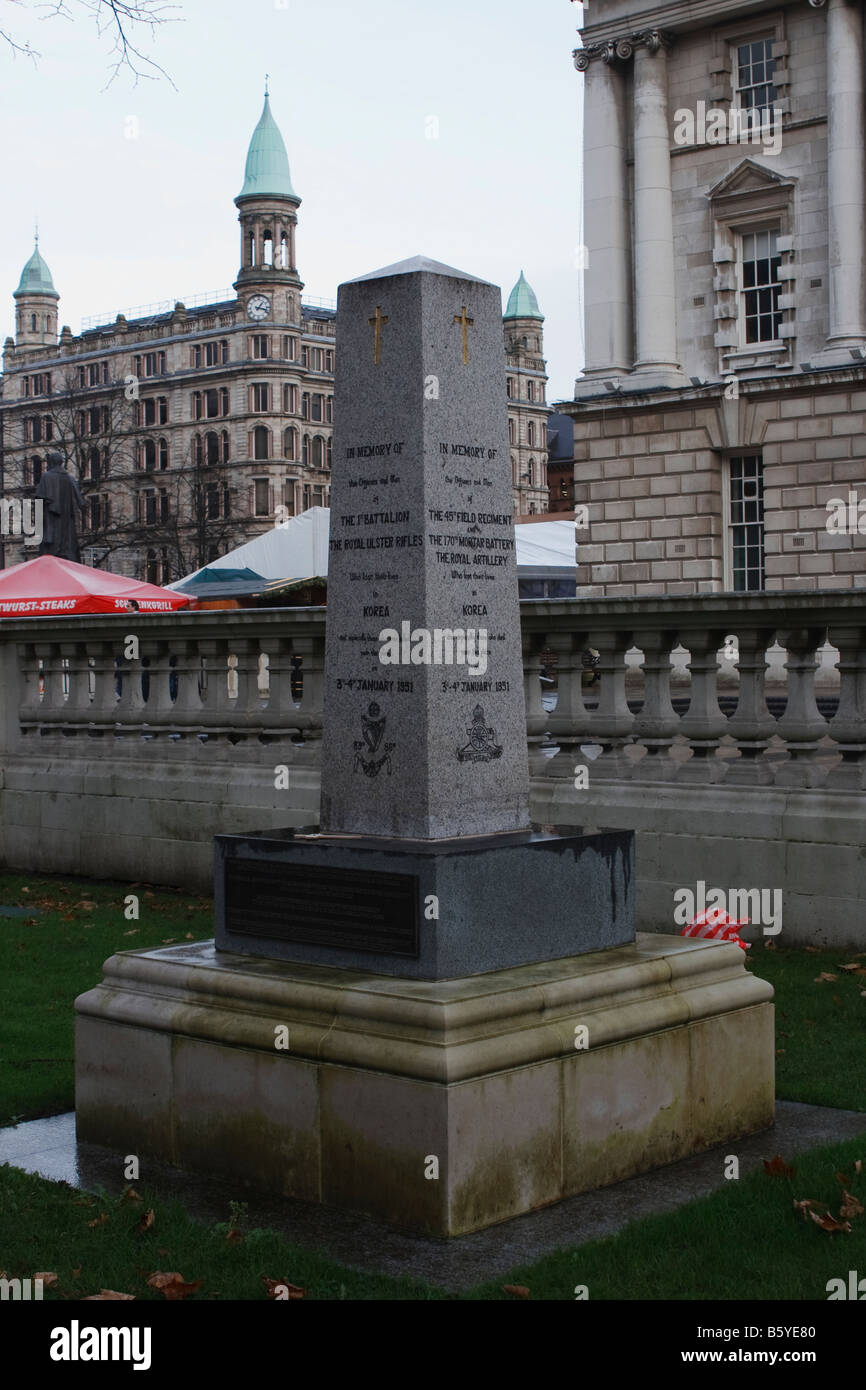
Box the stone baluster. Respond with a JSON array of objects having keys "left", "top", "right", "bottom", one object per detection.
[
  {"left": 292, "top": 634, "right": 324, "bottom": 743},
  {"left": 137, "top": 640, "right": 172, "bottom": 732},
  {"left": 580, "top": 627, "right": 635, "bottom": 779},
  {"left": 167, "top": 638, "right": 207, "bottom": 729},
  {"left": 84, "top": 641, "right": 121, "bottom": 730},
  {"left": 33, "top": 642, "right": 65, "bottom": 727},
  {"left": 724, "top": 626, "right": 778, "bottom": 785},
  {"left": 676, "top": 626, "right": 729, "bottom": 781},
  {"left": 195, "top": 638, "right": 232, "bottom": 733},
  {"left": 774, "top": 627, "right": 831, "bottom": 787},
  {"left": 631, "top": 627, "right": 680, "bottom": 780},
  {"left": 542, "top": 629, "right": 591, "bottom": 779},
  {"left": 522, "top": 630, "right": 551, "bottom": 777},
  {"left": 17, "top": 642, "right": 42, "bottom": 728},
  {"left": 826, "top": 621, "right": 866, "bottom": 787},
  {"left": 59, "top": 640, "right": 91, "bottom": 726},
  {"left": 230, "top": 636, "right": 268, "bottom": 732},
  {"left": 264, "top": 635, "right": 304, "bottom": 738}
]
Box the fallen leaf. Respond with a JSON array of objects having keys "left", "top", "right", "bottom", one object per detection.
[
  {"left": 123, "top": 930, "right": 139, "bottom": 937},
  {"left": 77, "top": 902, "right": 96, "bottom": 912},
  {"left": 776, "top": 1048, "right": 786, "bottom": 1056},
  {"left": 184, "top": 933, "right": 194, "bottom": 940},
  {"left": 804, "top": 946, "right": 821, "bottom": 953},
  {"left": 84, "top": 1290, "right": 135, "bottom": 1300},
  {"left": 146, "top": 1271, "right": 202, "bottom": 1300},
  {"left": 88, "top": 1212, "right": 109, "bottom": 1229},
  {"left": 840, "top": 1191, "right": 864, "bottom": 1220},
  {"left": 502, "top": 1284, "right": 531, "bottom": 1299},
  {"left": 856, "top": 1160, "right": 863, "bottom": 1175},
  {"left": 161, "top": 938, "right": 177, "bottom": 945},
  {"left": 809, "top": 1209, "right": 851, "bottom": 1234},
  {"left": 814, "top": 972, "right": 838, "bottom": 983},
  {"left": 835, "top": 1171, "right": 850, "bottom": 1186},
  {"left": 34, "top": 1272, "right": 58, "bottom": 1287},
  {"left": 839, "top": 963, "right": 862, "bottom": 973},
  {"left": 793, "top": 1199, "right": 825, "bottom": 1220},
  {"left": 763, "top": 1156, "right": 796, "bottom": 1179},
  {"left": 262, "top": 1277, "right": 305, "bottom": 1299},
  {"left": 225, "top": 1228, "right": 244, "bottom": 1245},
  {"left": 137, "top": 1209, "right": 155, "bottom": 1234},
  {"left": 120, "top": 1187, "right": 142, "bottom": 1203}
]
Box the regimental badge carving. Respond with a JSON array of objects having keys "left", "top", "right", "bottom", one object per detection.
[
  {"left": 353, "top": 701, "right": 394, "bottom": 777},
  {"left": 457, "top": 705, "right": 503, "bottom": 764}
]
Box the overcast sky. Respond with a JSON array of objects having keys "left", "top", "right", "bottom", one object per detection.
[{"left": 1, "top": 0, "right": 584, "bottom": 400}]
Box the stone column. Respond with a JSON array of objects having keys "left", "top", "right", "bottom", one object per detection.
[
  {"left": 825, "top": 0, "right": 866, "bottom": 347},
  {"left": 632, "top": 36, "right": 681, "bottom": 376},
  {"left": 577, "top": 50, "right": 632, "bottom": 377}
]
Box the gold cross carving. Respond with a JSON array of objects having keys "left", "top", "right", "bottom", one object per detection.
[
  {"left": 453, "top": 305, "right": 474, "bottom": 365},
  {"left": 368, "top": 306, "right": 389, "bottom": 365}
]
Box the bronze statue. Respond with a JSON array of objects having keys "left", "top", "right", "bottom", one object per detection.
[{"left": 34, "top": 451, "right": 85, "bottom": 563}]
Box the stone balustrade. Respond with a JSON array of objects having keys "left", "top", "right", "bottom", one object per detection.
[
  {"left": 0, "top": 592, "right": 862, "bottom": 786},
  {"left": 0, "top": 592, "right": 863, "bottom": 944}
]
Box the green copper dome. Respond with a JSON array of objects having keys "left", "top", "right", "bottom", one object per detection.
[
  {"left": 504, "top": 270, "right": 542, "bottom": 321},
  {"left": 237, "top": 93, "right": 298, "bottom": 201},
  {"left": 14, "top": 240, "right": 59, "bottom": 299}
]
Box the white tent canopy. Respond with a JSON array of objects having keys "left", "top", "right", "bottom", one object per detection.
[
  {"left": 171, "top": 507, "right": 331, "bottom": 588},
  {"left": 172, "top": 509, "right": 575, "bottom": 587}
]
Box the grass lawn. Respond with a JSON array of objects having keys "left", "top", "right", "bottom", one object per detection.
[
  {"left": 745, "top": 940, "right": 866, "bottom": 1112},
  {"left": 1, "top": 871, "right": 864, "bottom": 1299},
  {"left": 0, "top": 871, "right": 212, "bottom": 1127}
]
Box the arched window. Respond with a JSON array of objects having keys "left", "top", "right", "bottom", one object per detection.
[
  {"left": 312, "top": 435, "right": 324, "bottom": 468},
  {"left": 143, "top": 438, "right": 156, "bottom": 471},
  {"left": 31, "top": 313, "right": 36, "bottom": 331},
  {"left": 159, "top": 437, "right": 169, "bottom": 470},
  {"left": 280, "top": 232, "right": 289, "bottom": 268},
  {"left": 284, "top": 426, "right": 297, "bottom": 460},
  {"left": 528, "top": 421, "right": 535, "bottom": 446},
  {"left": 253, "top": 425, "right": 270, "bottom": 460},
  {"left": 528, "top": 457, "right": 536, "bottom": 488},
  {"left": 206, "top": 431, "right": 219, "bottom": 467},
  {"left": 302, "top": 433, "right": 310, "bottom": 467},
  {"left": 263, "top": 231, "right": 273, "bottom": 267},
  {"left": 326, "top": 436, "right": 332, "bottom": 469},
  {"left": 508, "top": 419, "right": 515, "bottom": 444},
  {"left": 248, "top": 233, "right": 256, "bottom": 267},
  {"left": 221, "top": 430, "right": 230, "bottom": 463}
]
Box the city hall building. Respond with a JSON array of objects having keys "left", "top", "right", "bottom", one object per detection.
[{"left": 565, "top": 0, "right": 865, "bottom": 594}]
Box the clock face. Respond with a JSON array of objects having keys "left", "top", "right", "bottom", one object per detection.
[{"left": 247, "top": 294, "right": 271, "bottom": 321}]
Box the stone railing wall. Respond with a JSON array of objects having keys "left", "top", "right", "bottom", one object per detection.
[{"left": 1, "top": 592, "right": 863, "bottom": 945}]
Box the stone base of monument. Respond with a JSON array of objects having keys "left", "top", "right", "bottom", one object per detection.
[
  {"left": 213, "top": 826, "right": 634, "bottom": 979},
  {"left": 74, "top": 934, "right": 774, "bottom": 1237}
]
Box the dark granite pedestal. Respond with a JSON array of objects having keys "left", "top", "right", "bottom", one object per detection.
[{"left": 214, "top": 826, "right": 635, "bottom": 980}]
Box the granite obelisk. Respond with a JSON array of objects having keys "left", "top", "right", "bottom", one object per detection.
[{"left": 320, "top": 256, "right": 530, "bottom": 840}]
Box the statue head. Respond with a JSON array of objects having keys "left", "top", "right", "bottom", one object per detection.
[{"left": 45, "top": 450, "right": 65, "bottom": 470}]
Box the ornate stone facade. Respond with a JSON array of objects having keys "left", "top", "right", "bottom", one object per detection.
[{"left": 565, "top": 0, "right": 866, "bottom": 593}]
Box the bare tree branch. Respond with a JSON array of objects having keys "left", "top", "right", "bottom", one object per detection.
[{"left": 1, "top": 0, "right": 180, "bottom": 86}]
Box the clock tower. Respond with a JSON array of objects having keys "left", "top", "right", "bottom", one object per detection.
[{"left": 234, "top": 86, "right": 303, "bottom": 325}]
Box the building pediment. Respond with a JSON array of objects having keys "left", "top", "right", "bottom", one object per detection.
[{"left": 707, "top": 159, "right": 796, "bottom": 203}]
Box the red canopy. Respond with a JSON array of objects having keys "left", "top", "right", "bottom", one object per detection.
[{"left": 0, "top": 555, "right": 191, "bottom": 616}]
